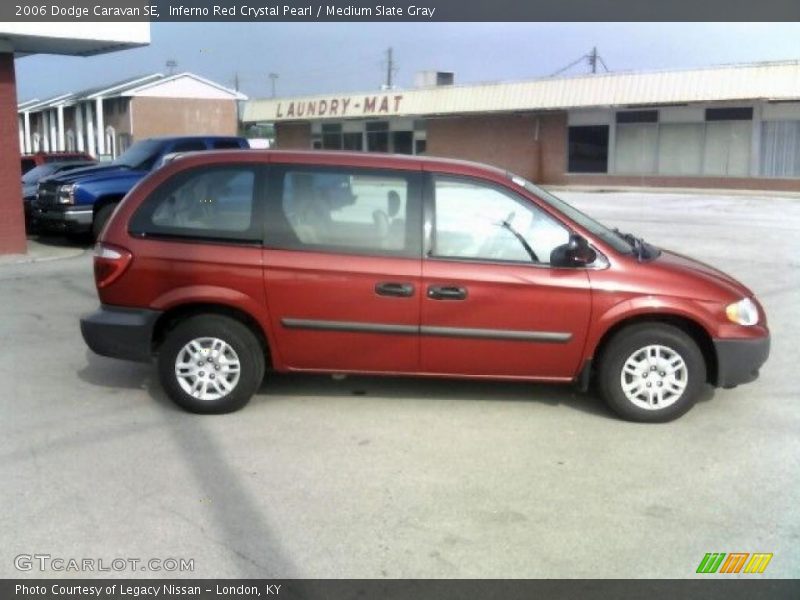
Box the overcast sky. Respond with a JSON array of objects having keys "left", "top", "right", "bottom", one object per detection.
[{"left": 14, "top": 22, "right": 800, "bottom": 102}]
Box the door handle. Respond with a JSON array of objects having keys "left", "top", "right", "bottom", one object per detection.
[
  {"left": 375, "top": 282, "right": 415, "bottom": 298},
  {"left": 427, "top": 285, "right": 468, "bottom": 300}
]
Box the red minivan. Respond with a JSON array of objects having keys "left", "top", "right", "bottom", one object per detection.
[{"left": 80, "top": 150, "right": 770, "bottom": 422}]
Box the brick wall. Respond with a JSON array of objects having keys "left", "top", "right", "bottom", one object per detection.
[
  {"left": 130, "top": 97, "right": 238, "bottom": 139},
  {"left": 426, "top": 113, "right": 569, "bottom": 183},
  {"left": 274, "top": 122, "right": 312, "bottom": 149},
  {"left": 0, "top": 53, "right": 26, "bottom": 254},
  {"left": 537, "top": 112, "right": 568, "bottom": 184}
]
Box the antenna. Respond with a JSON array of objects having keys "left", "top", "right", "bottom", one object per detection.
[
  {"left": 166, "top": 59, "right": 178, "bottom": 75},
  {"left": 268, "top": 73, "right": 279, "bottom": 98}
]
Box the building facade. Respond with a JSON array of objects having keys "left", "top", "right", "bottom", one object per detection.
[
  {"left": 18, "top": 72, "right": 246, "bottom": 160},
  {"left": 0, "top": 23, "right": 149, "bottom": 254},
  {"left": 243, "top": 61, "right": 800, "bottom": 192}
]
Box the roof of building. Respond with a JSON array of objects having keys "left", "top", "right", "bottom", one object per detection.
[
  {"left": 124, "top": 72, "right": 247, "bottom": 100},
  {"left": 21, "top": 93, "right": 74, "bottom": 112},
  {"left": 243, "top": 59, "right": 800, "bottom": 123},
  {"left": 18, "top": 72, "right": 247, "bottom": 111},
  {"left": 78, "top": 73, "right": 165, "bottom": 100},
  {"left": 0, "top": 23, "right": 149, "bottom": 57}
]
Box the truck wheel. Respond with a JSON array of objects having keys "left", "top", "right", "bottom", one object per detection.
[
  {"left": 157, "top": 315, "right": 265, "bottom": 414},
  {"left": 92, "top": 203, "right": 117, "bottom": 240},
  {"left": 597, "top": 323, "right": 706, "bottom": 422}
]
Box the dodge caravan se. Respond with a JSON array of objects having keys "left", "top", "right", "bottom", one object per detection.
[{"left": 80, "top": 150, "right": 770, "bottom": 422}]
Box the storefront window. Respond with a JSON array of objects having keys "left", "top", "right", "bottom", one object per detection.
[
  {"left": 657, "top": 123, "right": 704, "bottom": 175},
  {"left": 342, "top": 132, "right": 363, "bottom": 151},
  {"left": 703, "top": 121, "right": 751, "bottom": 176},
  {"left": 568, "top": 125, "right": 609, "bottom": 173},
  {"left": 761, "top": 121, "right": 800, "bottom": 178},
  {"left": 321, "top": 124, "right": 343, "bottom": 150},
  {"left": 366, "top": 121, "right": 389, "bottom": 152},
  {"left": 392, "top": 131, "right": 413, "bottom": 154},
  {"left": 615, "top": 124, "right": 658, "bottom": 174}
]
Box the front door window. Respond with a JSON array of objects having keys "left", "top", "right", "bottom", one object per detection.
[{"left": 433, "top": 176, "right": 570, "bottom": 264}]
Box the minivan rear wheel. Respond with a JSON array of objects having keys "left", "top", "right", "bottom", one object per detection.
[
  {"left": 597, "top": 323, "right": 706, "bottom": 422},
  {"left": 157, "top": 315, "right": 265, "bottom": 413}
]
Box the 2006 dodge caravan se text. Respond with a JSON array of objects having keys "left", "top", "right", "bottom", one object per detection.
[{"left": 80, "top": 150, "right": 770, "bottom": 422}]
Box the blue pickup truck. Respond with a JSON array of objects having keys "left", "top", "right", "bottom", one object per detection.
[{"left": 31, "top": 135, "right": 249, "bottom": 238}]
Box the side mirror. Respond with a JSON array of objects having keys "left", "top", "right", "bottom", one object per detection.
[{"left": 550, "top": 234, "right": 597, "bottom": 267}]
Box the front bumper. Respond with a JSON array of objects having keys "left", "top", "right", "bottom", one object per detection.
[
  {"left": 714, "top": 335, "right": 770, "bottom": 388},
  {"left": 30, "top": 203, "right": 92, "bottom": 234},
  {"left": 80, "top": 305, "right": 162, "bottom": 363}
]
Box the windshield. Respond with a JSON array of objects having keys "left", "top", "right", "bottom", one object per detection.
[
  {"left": 507, "top": 172, "right": 633, "bottom": 254},
  {"left": 21, "top": 164, "right": 56, "bottom": 185},
  {"left": 112, "top": 139, "right": 166, "bottom": 170}
]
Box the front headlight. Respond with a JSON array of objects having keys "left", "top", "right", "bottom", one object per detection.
[
  {"left": 57, "top": 184, "right": 75, "bottom": 205},
  {"left": 726, "top": 298, "right": 759, "bottom": 326}
]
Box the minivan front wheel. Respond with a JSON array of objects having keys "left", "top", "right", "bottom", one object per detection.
[
  {"left": 597, "top": 323, "right": 706, "bottom": 422},
  {"left": 158, "top": 315, "right": 265, "bottom": 413}
]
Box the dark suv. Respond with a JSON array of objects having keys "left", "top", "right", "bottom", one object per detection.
[
  {"left": 80, "top": 150, "right": 770, "bottom": 422},
  {"left": 31, "top": 136, "right": 248, "bottom": 238}
]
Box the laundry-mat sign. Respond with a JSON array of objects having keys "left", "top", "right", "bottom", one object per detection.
[{"left": 275, "top": 94, "right": 404, "bottom": 119}]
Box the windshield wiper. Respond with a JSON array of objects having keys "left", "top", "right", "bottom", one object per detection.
[
  {"left": 499, "top": 215, "right": 539, "bottom": 262},
  {"left": 614, "top": 228, "right": 649, "bottom": 261}
]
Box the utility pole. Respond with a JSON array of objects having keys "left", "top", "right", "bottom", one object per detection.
[
  {"left": 549, "top": 47, "right": 609, "bottom": 77},
  {"left": 166, "top": 59, "right": 178, "bottom": 75},
  {"left": 233, "top": 72, "right": 242, "bottom": 135},
  {"left": 385, "top": 47, "right": 394, "bottom": 89},
  {"left": 268, "top": 73, "right": 278, "bottom": 98},
  {"left": 588, "top": 47, "right": 598, "bottom": 74}
]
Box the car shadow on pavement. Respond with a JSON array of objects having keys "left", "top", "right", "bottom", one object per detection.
[
  {"left": 79, "top": 352, "right": 718, "bottom": 421},
  {"left": 78, "top": 351, "right": 621, "bottom": 420},
  {"left": 77, "top": 351, "right": 301, "bottom": 577},
  {"left": 258, "top": 372, "right": 618, "bottom": 418}
]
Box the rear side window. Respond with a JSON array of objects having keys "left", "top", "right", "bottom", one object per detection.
[
  {"left": 21, "top": 158, "right": 36, "bottom": 174},
  {"left": 130, "top": 166, "right": 262, "bottom": 242},
  {"left": 266, "top": 166, "right": 421, "bottom": 257}
]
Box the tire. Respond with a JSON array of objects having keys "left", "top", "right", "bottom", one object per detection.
[
  {"left": 92, "top": 203, "right": 117, "bottom": 240},
  {"left": 597, "top": 323, "right": 706, "bottom": 423},
  {"left": 157, "top": 315, "right": 265, "bottom": 414}
]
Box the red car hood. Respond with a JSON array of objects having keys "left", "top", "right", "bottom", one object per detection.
[{"left": 653, "top": 249, "right": 753, "bottom": 298}]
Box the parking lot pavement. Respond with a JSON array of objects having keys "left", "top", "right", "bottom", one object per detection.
[
  {"left": 0, "top": 235, "right": 88, "bottom": 265},
  {"left": 1, "top": 192, "right": 798, "bottom": 579}
]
